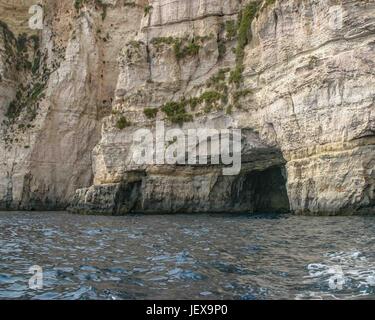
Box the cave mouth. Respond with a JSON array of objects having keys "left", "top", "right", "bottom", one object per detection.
[
  {"left": 237, "top": 165, "right": 290, "bottom": 214},
  {"left": 114, "top": 165, "right": 291, "bottom": 215}
]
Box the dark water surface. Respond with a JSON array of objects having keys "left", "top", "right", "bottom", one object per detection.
[{"left": 0, "top": 211, "right": 375, "bottom": 300}]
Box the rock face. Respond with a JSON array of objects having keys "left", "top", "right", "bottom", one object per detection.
[
  {"left": 0, "top": 0, "right": 145, "bottom": 209},
  {"left": 0, "top": 0, "right": 374, "bottom": 215},
  {"left": 0, "top": 0, "right": 37, "bottom": 36}
]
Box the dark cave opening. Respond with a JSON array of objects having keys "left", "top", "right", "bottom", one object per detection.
[
  {"left": 234, "top": 165, "right": 290, "bottom": 214},
  {"left": 251, "top": 166, "right": 290, "bottom": 213},
  {"left": 114, "top": 165, "right": 291, "bottom": 215}
]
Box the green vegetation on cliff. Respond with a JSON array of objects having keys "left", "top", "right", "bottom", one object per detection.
[
  {"left": 151, "top": 35, "right": 212, "bottom": 61},
  {"left": 144, "top": 108, "right": 159, "bottom": 119},
  {"left": 161, "top": 102, "right": 193, "bottom": 125},
  {"left": 116, "top": 116, "right": 131, "bottom": 130},
  {"left": 229, "top": 1, "right": 261, "bottom": 85}
]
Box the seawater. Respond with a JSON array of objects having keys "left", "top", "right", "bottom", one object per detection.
[{"left": 1, "top": 212, "right": 375, "bottom": 300}]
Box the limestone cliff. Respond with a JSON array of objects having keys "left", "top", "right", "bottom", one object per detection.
[
  {"left": 0, "top": 0, "right": 374, "bottom": 215},
  {"left": 0, "top": 0, "right": 145, "bottom": 209}
]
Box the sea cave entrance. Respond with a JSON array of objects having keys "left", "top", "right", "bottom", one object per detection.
[{"left": 233, "top": 165, "right": 290, "bottom": 214}]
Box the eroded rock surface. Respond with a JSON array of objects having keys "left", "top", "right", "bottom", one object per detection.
[{"left": 1, "top": 0, "right": 374, "bottom": 215}]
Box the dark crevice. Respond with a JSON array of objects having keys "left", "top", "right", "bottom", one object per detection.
[{"left": 233, "top": 165, "right": 290, "bottom": 214}]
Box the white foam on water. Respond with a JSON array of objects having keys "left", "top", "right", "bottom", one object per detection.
[{"left": 298, "top": 250, "right": 375, "bottom": 299}]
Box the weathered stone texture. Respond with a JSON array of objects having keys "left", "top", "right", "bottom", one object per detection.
[{"left": 1, "top": 0, "right": 374, "bottom": 215}]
